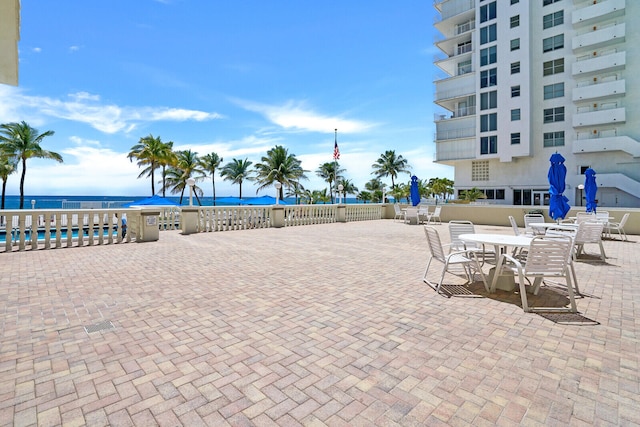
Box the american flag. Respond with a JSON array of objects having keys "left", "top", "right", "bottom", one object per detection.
[{"left": 333, "top": 139, "right": 340, "bottom": 160}]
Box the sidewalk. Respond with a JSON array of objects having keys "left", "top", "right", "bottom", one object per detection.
[{"left": 0, "top": 220, "right": 638, "bottom": 426}]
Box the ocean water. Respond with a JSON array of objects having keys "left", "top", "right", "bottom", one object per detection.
[{"left": 0, "top": 195, "right": 363, "bottom": 210}]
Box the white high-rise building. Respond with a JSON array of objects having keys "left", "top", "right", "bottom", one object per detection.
[{"left": 433, "top": 0, "right": 640, "bottom": 208}]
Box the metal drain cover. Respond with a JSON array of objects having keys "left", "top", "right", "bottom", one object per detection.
[{"left": 84, "top": 320, "right": 115, "bottom": 334}]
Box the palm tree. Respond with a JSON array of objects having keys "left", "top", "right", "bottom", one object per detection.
[
  {"left": 336, "top": 178, "right": 358, "bottom": 203},
  {"left": 220, "top": 158, "right": 253, "bottom": 199},
  {"left": 310, "top": 188, "right": 331, "bottom": 204},
  {"left": 364, "top": 178, "right": 385, "bottom": 203},
  {"left": 356, "top": 191, "right": 372, "bottom": 204},
  {"left": 0, "top": 153, "right": 16, "bottom": 210},
  {"left": 388, "top": 183, "right": 408, "bottom": 204},
  {"left": 127, "top": 134, "right": 167, "bottom": 195},
  {"left": 316, "top": 162, "right": 345, "bottom": 203},
  {"left": 0, "top": 121, "right": 63, "bottom": 209},
  {"left": 199, "top": 152, "right": 223, "bottom": 205},
  {"left": 157, "top": 141, "right": 177, "bottom": 198},
  {"left": 429, "top": 177, "right": 454, "bottom": 203},
  {"left": 254, "top": 145, "right": 307, "bottom": 200},
  {"left": 164, "top": 150, "right": 205, "bottom": 204},
  {"left": 461, "top": 187, "right": 487, "bottom": 202},
  {"left": 371, "top": 150, "right": 411, "bottom": 190},
  {"left": 285, "top": 181, "right": 306, "bottom": 205}
]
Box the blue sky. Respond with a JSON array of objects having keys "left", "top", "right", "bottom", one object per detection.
[{"left": 1, "top": 0, "right": 452, "bottom": 197}]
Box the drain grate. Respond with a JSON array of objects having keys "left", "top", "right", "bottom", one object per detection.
[{"left": 84, "top": 320, "right": 115, "bottom": 334}]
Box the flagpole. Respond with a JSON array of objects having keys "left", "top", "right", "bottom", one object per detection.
[{"left": 334, "top": 129, "right": 338, "bottom": 204}]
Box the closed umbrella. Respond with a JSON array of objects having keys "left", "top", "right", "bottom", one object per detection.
[
  {"left": 410, "top": 175, "right": 420, "bottom": 206},
  {"left": 584, "top": 168, "right": 597, "bottom": 213},
  {"left": 548, "top": 153, "right": 570, "bottom": 221}
]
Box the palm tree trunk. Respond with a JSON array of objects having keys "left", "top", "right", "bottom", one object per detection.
[
  {"left": 19, "top": 158, "right": 26, "bottom": 209},
  {"left": 212, "top": 177, "right": 216, "bottom": 206}
]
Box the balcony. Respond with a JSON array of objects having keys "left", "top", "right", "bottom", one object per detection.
[
  {"left": 435, "top": 138, "right": 476, "bottom": 163},
  {"left": 572, "top": 0, "right": 625, "bottom": 27},
  {"left": 573, "top": 22, "right": 625, "bottom": 52},
  {"left": 573, "top": 106, "right": 625, "bottom": 127},
  {"left": 573, "top": 78, "right": 625, "bottom": 102},
  {"left": 434, "top": 0, "right": 475, "bottom": 24},
  {"left": 434, "top": 105, "right": 476, "bottom": 122},
  {"left": 434, "top": 72, "right": 475, "bottom": 105},
  {"left": 435, "top": 115, "right": 476, "bottom": 143},
  {"left": 573, "top": 133, "right": 640, "bottom": 157},
  {"left": 572, "top": 51, "right": 625, "bottom": 76}
]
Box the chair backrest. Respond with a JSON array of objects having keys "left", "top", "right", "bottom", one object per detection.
[
  {"left": 433, "top": 206, "right": 442, "bottom": 216},
  {"left": 417, "top": 205, "right": 430, "bottom": 215},
  {"left": 524, "top": 236, "right": 573, "bottom": 275},
  {"left": 508, "top": 215, "right": 520, "bottom": 236},
  {"left": 394, "top": 204, "right": 402, "bottom": 215},
  {"left": 618, "top": 213, "right": 630, "bottom": 227},
  {"left": 575, "top": 212, "right": 595, "bottom": 223},
  {"left": 574, "top": 221, "right": 605, "bottom": 244},
  {"left": 595, "top": 211, "right": 610, "bottom": 223},
  {"left": 524, "top": 214, "right": 545, "bottom": 231},
  {"left": 424, "top": 226, "right": 447, "bottom": 263},
  {"left": 448, "top": 220, "right": 476, "bottom": 251}
]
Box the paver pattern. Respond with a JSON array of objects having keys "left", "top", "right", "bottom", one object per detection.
[{"left": 0, "top": 220, "right": 638, "bottom": 426}]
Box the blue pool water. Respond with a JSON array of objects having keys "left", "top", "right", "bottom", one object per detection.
[{"left": 0, "top": 227, "right": 119, "bottom": 244}]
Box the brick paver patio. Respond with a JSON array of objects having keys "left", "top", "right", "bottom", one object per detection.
[{"left": 0, "top": 220, "right": 638, "bottom": 426}]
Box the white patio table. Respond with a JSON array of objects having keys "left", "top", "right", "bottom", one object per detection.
[
  {"left": 459, "top": 233, "right": 533, "bottom": 293},
  {"left": 529, "top": 223, "right": 578, "bottom": 233}
]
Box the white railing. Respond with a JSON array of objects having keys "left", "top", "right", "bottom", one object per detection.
[
  {"left": 194, "top": 206, "right": 272, "bottom": 232},
  {"left": 1, "top": 208, "right": 133, "bottom": 252},
  {"left": 284, "top": 204, "right": 338, "bottom": 227},
  {"left": 345, "top": 205, "right": 383, "bottom": 222}
]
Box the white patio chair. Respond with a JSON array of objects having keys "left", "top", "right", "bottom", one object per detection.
[
  {"left": 423, "top": 226, "right": 488, "bottom": 295},
  {"left": 604, "top": 213, "right": 629, "bottom": 241},
  {"left": 573, "top": 221, "right": 606, "bottom": 260},
  {"left": 426, "top": 205, "right": 442, "bottom": 224},
  {"left": 575, "top": 212, "right": 595, "bottom": 224},
  {"left": 509, "top": 215, "right": 521, "bottom": 236},
  {"left": 448, "top": 220, "right": 495, "bottom": 265},
  {"left": 393, "top": 203, "right": 404, "bottom": 221},
  {"left": 493, "top": 235, "right": 577, "bottom": 313},
  {"left": 524, "top": 214, "right": 545, "bottom": 235},
  {"left": 404, "top": 207, "right": 419, "bottom": 224},
  {"left": 417, "top": 205, "right": 431, "bottom": 224}
]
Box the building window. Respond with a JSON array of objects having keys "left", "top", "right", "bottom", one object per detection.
[
  {"left": 511, "top": 0, "right": 519, "bottom": 4},
  {"left": 544, "top": 131, "right": 565, "bottom": 147},
  {"left": 511, "top": 132, "right": 521, "bottom": 144},
  {"left": 544, "top": 107, "right": 565, "bottom": 123},
  {"left": 543, "top": 10, "right": 564, "bottom": 29},
  {"left": 510, "top": 38, "right": 520, "bottom": 51},
  {"left": 480, "top": 2, "right": 497, "bottom": 23},
  {"left": 457, "top": 59, "right": 472, "bottom": 75},
  {"left": 511, "top": 109, "right": 521, "bottom": 121},
  {"left": 472, "top": 160, "right": 490, "bottom": 181},
  {"left": 480, "top": 68, "right": 497, "bottom": 88},
  {"left": 480, "top": 46, "right": 497, "bottom": 66},
  {"left": 543, "top": 58, "right": 564, "bottom": 76},
  {"left": 544, "top": 82, "right": 564, "bottom": 100},
  {"left": 543, "top": 34, "right": 564, "bottom": 52},
  {"left": 543, "top": 0, "right": 561, "bottom": 6},
  {"left": 481, "top": 136, "right": 498, "bottom": 154},
  {"left": 511, "top": 85, "right": 521, "bottom": 97},
  {"left": 480, "top": 113, "right": 497, "bottom": 132},
  {"left": 480, "top": 24, "right": 497, "bottom": 44},
  {"left": 511, "top": 61, "right": 520, "bottom": 74},
  {"left": 457, "top": 40, "right": 472, "bottom": 55},
  {"left": 480, "top": 91, "right": 497, "bottom": 110},
  {"left": 510, "top": 15, "right": 520, "bottom": 28}
]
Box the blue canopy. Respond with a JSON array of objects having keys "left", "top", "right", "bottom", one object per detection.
[
  {"left": 124, "top": 195, "right": 179, "bottom": 207},
  {"left": 410, "top": 175, "right": 420, "bottom": 207},
  {"left": 214, "top": 196, "right": 244, "bottom": 205},
  {"left": 584, "top": 168, "right": 597, "bottom": 213},
  {"left": 548, "top": 153, "right": 571, "bottom": 221},
  {"left": 241, "top": 195, "right": 286, "bottom": 205}
]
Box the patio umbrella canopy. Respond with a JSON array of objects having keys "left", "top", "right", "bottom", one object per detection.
[
  {"left": 548, "top": 153, "right": 571, "bottom": 221},
  {"left": 124, "top": 195, "right": 179, "bottom": 207},
  {"left": 241, "top": 195, "right": 286, "bottom": 205},
  {"left": 410, "top": 175, "right": 420, "bottom": 206},
  {"left": 584, "top": 168, "right": 597, "bottom": 213}
]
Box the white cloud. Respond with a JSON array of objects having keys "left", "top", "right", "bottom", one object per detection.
[
  {"left": 69, "top": 45, "right": 81, "bottom": 53},
  {"left": 32, "top": 47, "right": 42, "bottom": 53},
  {"left": 0, "top": 87, "right": 222, "bottom": 134},
  {"left": 235, "top": 99, "right": 377, "bottom": 134}
]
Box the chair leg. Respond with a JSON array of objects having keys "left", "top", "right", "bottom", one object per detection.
[
  {"left": 515, "top": 268, "right": 530, "bottom": 312},
  {"left": 598, "top": 241, "right": 606, "bottom": 260}
]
